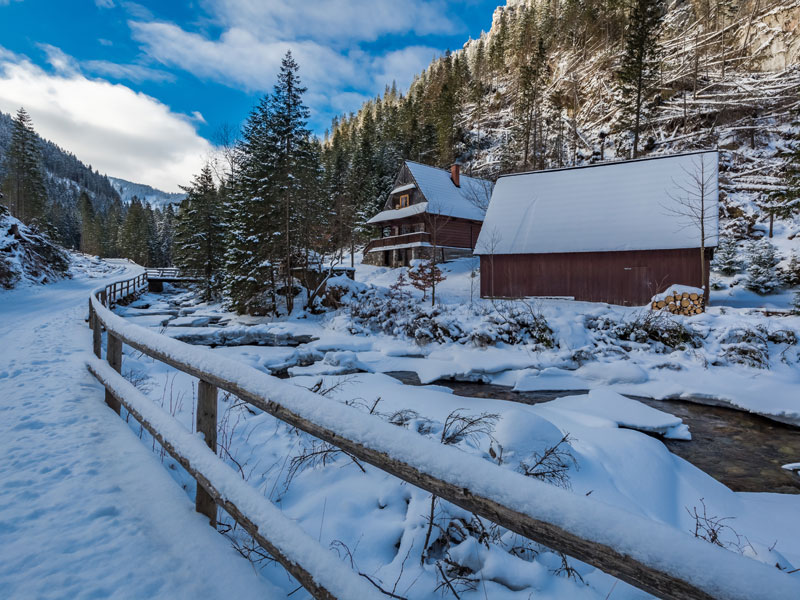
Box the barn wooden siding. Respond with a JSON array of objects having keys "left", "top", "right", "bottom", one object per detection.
[
  {"left": 480, "top": 248, "right": 712, "bottom": 306},
  {"left": 433, "top": 218, "right": 483, "bottom": 249}
]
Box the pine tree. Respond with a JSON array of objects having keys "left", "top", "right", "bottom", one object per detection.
[
  {"left": 791, "top": 291, "right": 800, "bottom": 315},
  {"left": 159, "top": 204, "right": 176, "bottom": 267},
  {"left": 616, "top": 0, "right": 664, "bottom": 158},
  {"left": 225, "top": 51, "right": 320, "bottom": 315},
  {"left": 711, "top": 235, "right": 739, "bottom": 275},
  {"left": 1, "top": 108, "right": 48, "bottom": 225},
  {"left": 781, "top": 251, "right": 800, "bottom": 288},
  {"left": 767, "top": 136, "right": 800, "bottom": 234},
  {"left": 118, "top": 197, "right": 152, "bottom": 266},
  {"left": 744, "top": 238, "right": 781, "bottom": 294},
  {"left": 175, "top": 165, "right": 225, "bottom": 299},
  {"left": 78, "top": 191, "right": 102, "bottom": 255}
]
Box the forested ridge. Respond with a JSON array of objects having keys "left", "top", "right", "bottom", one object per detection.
[{"left": 0, "top": 108, "right": 176, "bottom": 266}]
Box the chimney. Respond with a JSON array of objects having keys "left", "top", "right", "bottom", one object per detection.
[{"left": 450, "top": 163, "right": 461, "bottom": 188}]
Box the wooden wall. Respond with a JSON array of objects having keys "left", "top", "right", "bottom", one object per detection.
[
  {"left": 480, "top": 248, "right": 712, "bottom": 306},
  {"left": 432, "top": 217, "right": 482, "bottom": 250}
]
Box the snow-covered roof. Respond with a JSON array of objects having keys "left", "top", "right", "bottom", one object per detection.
[
  {"left": 367, "top": 202, "right": 428, "bottom": 224},
  {"left": 476, "top": 151, "right": 719, "bottom": 255},
  {"left": 390, "top": 183, "right": 416, "bottom": 195},
  {"left": 406, "top": 161, "right": 490, "bottom": 222}
]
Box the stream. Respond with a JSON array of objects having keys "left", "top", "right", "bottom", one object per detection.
[
  {"left": 387, "top": 372, "right": 800, "bottom": 495},
  {"left": 126, "top": 287, "right": 800, "bottom": 495}
]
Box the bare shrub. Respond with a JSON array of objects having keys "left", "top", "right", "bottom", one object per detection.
[
  {"left": 422, "top": 410, "right": 499, "bottom": 565},
  {"left": 687, "top": 498, "right": 752, "bottom": 554},
  {"left": 519, "top": 433, "right": 578, "bottom": 489}
]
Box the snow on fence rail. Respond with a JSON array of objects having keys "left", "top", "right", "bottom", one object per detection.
[{"left": 86, "top": 273, "right": 800, "bottom": 600}]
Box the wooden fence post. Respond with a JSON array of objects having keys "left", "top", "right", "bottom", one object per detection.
[
  {"left": 105, "top": 334, "right": 122, "bottom": 414},
  {"left": 92, "top": 309, "right": 102, "bottom": 359},
  {"left": 196, "top": 379, "right": 218, "bottom": 526}
]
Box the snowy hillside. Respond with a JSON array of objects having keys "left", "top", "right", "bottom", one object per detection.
[
  {"left": 109, "top": 176, "right": 185, "bottom": 208},
  {"left": 0, "top": 204, "right": 69, "bottom": 288},
  {"left": 331, "top": 0, "right": 800, "bottom": 304},
  {"left": 99, "top": 254, "right": 800, "bottom": 598}
]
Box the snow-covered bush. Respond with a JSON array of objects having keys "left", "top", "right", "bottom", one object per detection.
[
  {"left": 792, "top": 291, "right": 800, "bottom": 315},
  {"left": 744, "top": 238, "right": 781, "bottom": 294},
  {"left": 345, "top": 288, "right": 554, "bottom": 348},
  {"left": 718, "top": 326, "right": 770, "bottom": 368},
  {"left": 320, "top": 274, "right": 371, "bottom": 308},
  {"left": 586, "top": 311, "right": 701, "bottom": 352},
  {"left": 711, "top": 236, "right": 740, "bottom": 275},
  {"left": 711, "top": 324, "right": 797, "bottom": 369}
]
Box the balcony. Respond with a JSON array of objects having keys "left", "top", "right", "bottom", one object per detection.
[{"left": 363, "top": 231, "right": 431, "bottom": 254}]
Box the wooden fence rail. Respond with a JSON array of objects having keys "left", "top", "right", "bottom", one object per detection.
[{"left": 86, "top": 272, "right": 800, "bottom": 600}]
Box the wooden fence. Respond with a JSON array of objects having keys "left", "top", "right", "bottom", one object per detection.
[{"left": 86, "top": 272, "right": 800, "bottom": 600}]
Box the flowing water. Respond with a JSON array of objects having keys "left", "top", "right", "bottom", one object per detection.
[{"left": 387, "top": 372, "right": 800, "bottom": 495}]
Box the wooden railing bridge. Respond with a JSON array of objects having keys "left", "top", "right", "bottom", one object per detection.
[{"left": 86, "top": 272, "right": 800, "bottom": 600}]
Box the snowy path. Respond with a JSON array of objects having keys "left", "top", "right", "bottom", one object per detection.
[{"left": 0, "top": 265, "right": 278, "bottom": 599}]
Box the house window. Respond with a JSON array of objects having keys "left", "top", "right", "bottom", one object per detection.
[{"left": 399, "top": 194, "right": 410, "bottom": 208}]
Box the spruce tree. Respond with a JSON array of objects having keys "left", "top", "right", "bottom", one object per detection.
[
  {"left": 78, "top": 191, "right": 102, "bottom": 255},
  {"left": 711, "top": 235, "right": 739, "bottom": 276},
  {"left": 175, "top": 165, "right": 224, "bottom": 299},
  {"left": 225, "top": 51, "right": 319, "bottom": 315},
  {"left": 159, "top": 204, "right": 176, "bottom": 267},
  {"left": 745, "top": 238, "right": 781, "bottom": 294},
  {"left": 1, "top": 107, "right": 48, "bottom": 225},
  {"left": 118, "top": 197, "right": 152, "bottom": 266},
  {"left": 616, "top": 0, "right": 664, "bottom": 158}
]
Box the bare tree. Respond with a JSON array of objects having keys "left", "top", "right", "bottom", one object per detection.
[
  {"left": 420, "top": 200, "right": 454, "bottom": 306},
  {"left": 664, "top": 154, "right": 718, "bottom": 304},
  {"left": 462, "top": 178, "right": 494, "bottom": 215},
  {"left": 207, "top": 122, "right": 240, "bottom": 186}
]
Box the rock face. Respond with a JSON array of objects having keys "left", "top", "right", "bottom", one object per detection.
[
  {"left": 0, "top": 204, "right": 70, "bottom": 289},
  {"left": 748, "top": 4, "right": 800, "bottom": 71}
]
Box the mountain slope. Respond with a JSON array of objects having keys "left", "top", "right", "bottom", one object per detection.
[
  {"left": 332, "top": 0, "right": 800, "bottom": 238},
  {"left": 109, "top": 176, "right": 185, "bottom": 208},
  {"left": 0, "top": 110, "right": 123, "bottom": 249}
]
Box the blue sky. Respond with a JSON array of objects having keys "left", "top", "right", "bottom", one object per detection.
[{"left": 0, "top": 0, "right": 498, "bottom": 190}]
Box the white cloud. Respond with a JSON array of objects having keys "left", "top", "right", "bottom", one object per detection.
[
  {"left": 0, "top": 48, "right": 211, "bottom": 191},
  {"left": 95, "top": 0, "right": 115, "bottom": 8},
  {"left": 83, "top": 59, "right": 175, "bottom": 83},
  {"left": 199, "top": 0, "right": 457, "bottom": 43},
  {"left": 126, "top": 1, "right": 460, "bottom": 129},
  {"left": 371, "top": 46, "right": 440, "bottom": 91},
  {"left": 130, "top": 21, "right": 359, "bottom": 93}
]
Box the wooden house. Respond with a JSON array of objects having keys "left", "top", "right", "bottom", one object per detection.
[
  {"left": 475, "top": 151, "right": 719, "bottom": 305},
  {"left": 363, "top": 161, "right": 491, "bottom": 267}
]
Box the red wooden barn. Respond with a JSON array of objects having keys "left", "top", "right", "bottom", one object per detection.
[
  {"left": 475, "top": 151, "right": 719, "bottom": 305},
  {"left": 363, "top": 161, "right": 492, "bottom": 267}
]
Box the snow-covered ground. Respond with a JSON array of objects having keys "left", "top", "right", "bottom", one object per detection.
[
  {"left": 0, "top": 258, "right": 279, "bottom": 599},
  {"left": 107, "top": 255, "right": 800, "bottom": 598}
]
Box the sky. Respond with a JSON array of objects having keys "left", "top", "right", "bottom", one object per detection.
[{"left": 0, "top": 0, "right": 499, "bottom": 191}]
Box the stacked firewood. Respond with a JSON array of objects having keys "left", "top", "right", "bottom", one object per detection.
[{"left": 651, "top": 290, "right": 705, "bottom": 316}]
